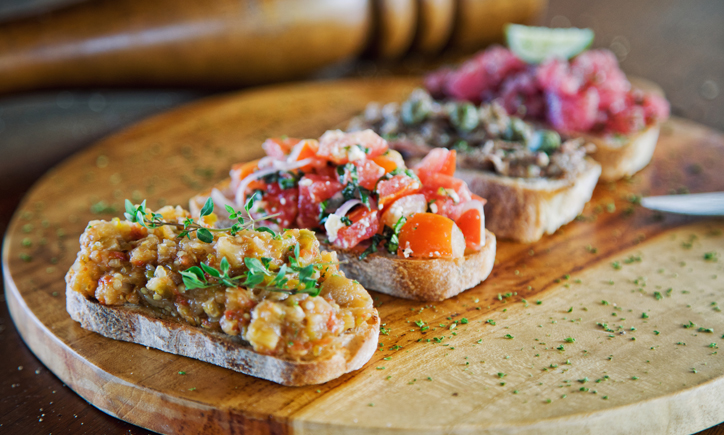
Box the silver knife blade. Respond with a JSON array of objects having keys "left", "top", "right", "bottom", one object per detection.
[{"left": 640, "top": 192, "right": 724, "bottom": 216}]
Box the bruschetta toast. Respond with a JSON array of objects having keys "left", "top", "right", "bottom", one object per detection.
[
  {"left": 66, "top": 201, "right": 380, "bottom": 386},
  {"left": 190, "top": 130, "right": 496, "bottom": 301},
  {"left": 423, "top": 34, "right": 669, "bottom": 182}
]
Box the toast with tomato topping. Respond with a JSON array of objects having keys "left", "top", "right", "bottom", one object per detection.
[
  {"left": 190, "top": 130, "right": 496, "bottom": 301},
  {"left": 66, "top": 204, "right": 380, "bottom": 386},
  {"left": 422, "top": 46, "right": 669, "bottom": 182}
]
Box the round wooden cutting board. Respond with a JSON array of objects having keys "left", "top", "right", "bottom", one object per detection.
[{"left": 4, "top": 77, "right": 724, "bottom": 435}]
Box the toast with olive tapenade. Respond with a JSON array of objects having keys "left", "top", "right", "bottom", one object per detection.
[
  {"left": 347, "top": 90, "right": 602, "bottom": 243},
  {"left": 455, "top": 159, "right": 601, "bottom": 243},
  {"left": 581, "top": 124, "right": 659, "bottom": 182},
  {"left": 65, "top": 203, "right": 380, "bottom": 386},
  {"left": 190, "top": 186, "right": 497, "bottom": 302}
]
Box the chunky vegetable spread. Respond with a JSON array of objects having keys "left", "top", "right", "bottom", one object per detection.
[
  {"left": 348, "top": 88, "right": 595, "bottom": 180},
  {"left": 209, "top": 130, "right": 486, "bottom": 259},
  {"left": 424, "top": 46, "right": 670, "bottom": 136},
  {"left": 66, "top": 204, "right": 378, "bottom": 361}
]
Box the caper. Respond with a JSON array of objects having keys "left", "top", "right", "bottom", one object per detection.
[
  {"left": 528, "top": 130, "right": 561, "bottom": 154},
  {"left": 401, "top": 99, "right": 429, "bottom": 125},
  {"left": 449, "top": 103, "right": 479, "bottom": 132}
]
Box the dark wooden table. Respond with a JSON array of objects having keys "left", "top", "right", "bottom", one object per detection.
[{"left": 2, "top": 1, "right": 723, "bottom": 433}]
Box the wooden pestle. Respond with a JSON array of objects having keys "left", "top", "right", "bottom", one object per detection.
[{"left": 0, "top": 0, "right": 371, "bottom": 92}]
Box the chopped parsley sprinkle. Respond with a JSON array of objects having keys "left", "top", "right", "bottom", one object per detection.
[
  {"left": 564, "top": 337, "right": 575, "bottom": 343},
  {"left": 504, "top": 334, "right": 515, "bottom": 339},
  {"left": 642, "top": 312, "right": 649, "bottom": 319}
]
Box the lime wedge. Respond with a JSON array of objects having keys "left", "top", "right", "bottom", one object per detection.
[{"left": 505, "top": 24, "right": 594, "bottom": 64}]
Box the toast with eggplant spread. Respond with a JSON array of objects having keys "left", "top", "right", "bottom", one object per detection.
[{"left": 66, "top": 203, "right": 380, "bottom": 386}]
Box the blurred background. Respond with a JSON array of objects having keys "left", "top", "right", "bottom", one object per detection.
[{"left": 0, "top": 0, "right": 722, "bottom": 433}]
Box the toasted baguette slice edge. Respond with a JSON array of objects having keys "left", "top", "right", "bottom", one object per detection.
[
  {"left": 324, "top": 230, "right": 496, "bottom": 301},
  {"left": 191, "top": 184, "right": 496, "bottom": 302},
  {"left": 585, "top": 123, "right": 660, "bottom": 182},
  {"left": 456, "top": 158, "right": 601, "bottom": 243},
  {"left": 66, "top": 286, "right": 380, "bottom": 386}
]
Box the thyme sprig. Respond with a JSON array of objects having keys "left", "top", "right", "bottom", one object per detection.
[
  {"left": 179, "top": 241, "right": 325, "bottom": 297},
  {"left": 124, "top": 192, "right": 278, "bottom": 243}
]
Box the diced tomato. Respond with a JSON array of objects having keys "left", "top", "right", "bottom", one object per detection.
[
  {"left": 288, "top": 139, "right": 326, "bottom": 172},
  {"left": 456, "top": 208, "right": 484, "bottom": 250},
  {"left": 314, "top": 163, "right": 338, "bottom": 179},
  {"left": 258, "top": 183, "right": 298, "bottom": 229},
  {"left": 397, "top": 213, "right": 465, "bottom": 259},
  {"left": 420, "top": 187, "right": 457, "bottom": 219},
  {"left": 372, "top": 150, "right": 404, "bottom": 173},
  {"left": 297, "top": 175, "right": 343, "bottom": 228},
  {"left": 334, "top": 207, "right": 380, "bottom": 249},
  {"left": 414, "top": 148, "right": 457, "bottom": 179},
  {"left": 345, "top": 160, "right": 385, "bottom": 190},
  {"left": 262, "top": 137, "right": 302, "bottom": 160},
  {"left": 316, "top": 130, "right": 388, "bottom": 165},
  {"left": 376, "top": 174, "right": 422, "bottom": 209},
  {"left": 420, "top": 172, "right": 472, "bottom": 205},
  {"left": 289, "top": 139, "right": 319, "bottom": 161},
  {"left": 380, "top": 193, "right": 427, "bottom": 229}
]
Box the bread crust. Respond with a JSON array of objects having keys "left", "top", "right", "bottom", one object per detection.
[
  {"left": 324, "top": 230, "right": 496, "bottom": 301},
  {"left": 584, "top": 124, "right": 660, "bottom": 182},
  {"left": 66, "top": 284, "right": 379, "bottom": 386},
  {"left": 191, "top": 185, "right": 496, "bottom": 302},
  {"left": 456, "top": 158, "right": 601, "bottom": 243}
]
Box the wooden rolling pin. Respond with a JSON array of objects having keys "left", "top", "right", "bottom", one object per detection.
[
  {"left": 0, "top": 0, "right": 547, "bottom": 93},
  {"left": 0, "top": 0, "right": 371, "bottom": 92}
]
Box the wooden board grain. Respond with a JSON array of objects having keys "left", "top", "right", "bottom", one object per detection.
[{"left": 3, "top": 77, "right": 724, "bottom": 434}]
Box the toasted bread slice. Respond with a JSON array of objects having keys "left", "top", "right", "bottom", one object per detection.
[
  {"left": 191, "top": 187, "right": 497, "bottom": 302},
  {"left": 66, "top": 288, "right": 379, "bottom": 386},
  {"left": 456, "top": 158, "right": 601, "bottom": 243},
  {"left": 321, "top": 230, "right": 496, "bottom": 301},
  {"left": 65, "top": 207, "right": 381, "bottom": 386},
  {"left": 583, "top": 124, "right": 660, "bottom": 182}
]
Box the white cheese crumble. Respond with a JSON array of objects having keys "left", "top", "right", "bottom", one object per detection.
[
  {"left": 402, "top": 241, "right": 413, "bottom": 258},
  {"left": 298, "top": 178, "right": 313, "bottom": 187},
  {"left": 429, "top": 202, "right": 438, "bottom": 214},
  {"left": 324, "top": 214, "right": 345, "bottom": 243},
  {"left": 347, "top": 144, "right": 367, "bottom": 162}
]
